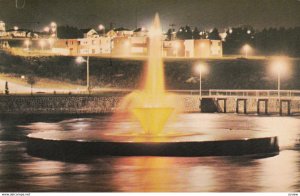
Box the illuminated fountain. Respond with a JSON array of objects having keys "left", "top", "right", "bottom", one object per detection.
[
  {"left": 121, "top": 14, "right": 175, "bottom": 136},
  {"left": 26, "top": 14, "right": 279, "bottom": 160}
]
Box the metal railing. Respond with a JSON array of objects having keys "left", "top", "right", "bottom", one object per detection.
[{"left": 208, "top": 89, "right": 300, "bottom": 99}]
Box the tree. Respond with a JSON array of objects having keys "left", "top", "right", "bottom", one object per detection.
[
  {"left": 208, "top": 28, "right": 221, "bottom": 40},
  {"left": 5, "top": 81, "right": 9, "bottom": 95},
  {"left": 57, "top": 25, "right": 82, "bottom": 39},
  {"left": 166, "top": 28, "right": 173, "bottom": 40},
  {"left": 192, "top": 27, "right": 200, "bottom": 39},
  {"left": 176, "top": 25, "right": 193, "bottom": 40},
  {"left": 27, "top": 76, "right": 36, "bottom": 95}
]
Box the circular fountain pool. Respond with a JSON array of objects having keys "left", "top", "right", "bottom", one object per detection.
[{"left": 26, "top": 113, "right": 279, "bottom": 160}]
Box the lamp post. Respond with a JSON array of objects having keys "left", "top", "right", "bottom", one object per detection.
[
  {"left": 24, "top": 40, "right": 31, "bottom": 50},
  {"left": 242, "top": 44, "right": 250, "bottom": 58},
  {"left": 273, "top": 60, "right": 286, "bottom": 100},
  {"left": 76, "top": 56, "right": 90, "bottom": 91},
  {"left": 195, "top": 63, "right": 207, "bottom": 99},
  {"left": 98, "top": 24, "right": 105, "bottom": 35},
  {"left": 50, "top": 22, "right": 57, "bottom": 38}
]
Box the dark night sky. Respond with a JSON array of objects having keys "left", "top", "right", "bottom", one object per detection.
[{"left": 0, "top": 0, "right": 300, "bottom": 31}]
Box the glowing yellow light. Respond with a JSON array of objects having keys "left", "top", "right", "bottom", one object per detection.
[
  {"left": 133, "top": 107, "right": 174, "bottom": 135},
  {"left": 195, "top": 63, "right": 207, "bottom": 74},
  {"left": 76, "top": 56, "right": 86, "bottom": 63},
  {"left": 24, "top": 40, "right": 31, "bottom": 46},
  {"left": 98, "top": 24, "right": 105, "bottom": 31},
  {"left": 14, "top": 26, "right": 18, "bottom": 31},
  {"left": 271, "top": 56, "right": 289, "bottom": 75}
]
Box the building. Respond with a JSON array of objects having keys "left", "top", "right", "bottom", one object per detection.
[
  {"left": 130, "top": 36, "right": 148, "bottom": 55},
  {"left": 113, "top": 27, "right": 133, "bottom": 37},
  {"left": 163, "top": 40, "right": 185, "bottom": 57},
  {"left": 0, "top": 21, "right": 5, "bottom": 31},
  {"left": 0, "top": 21, "right": 7, "bottom": 37},
  {"left": 80, "top": 29, "right": 99, "bottom": 38},
  {"left": 210, "top": 40, "right": 223, "bottom": 57},
  {"left": 112, "top": 37, "right": 131, "bottom": 56},
  {"left": 133, "top": 28, "right": 148, "bottom": 37},
  {"left": 6, "top": 29, "right": 39, "bottom": 38},
  {"left": 79, "top": 36, "right": 112, "bottom": 55},
  {"left": 163, "top": 39, "right": 222, "bottom": 58},
  {"left": 52, "top": 39, "right": 80, "bottom": 55}
]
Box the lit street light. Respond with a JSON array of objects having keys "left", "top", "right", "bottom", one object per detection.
[
  {"left": 50, "top": 22, "right": 57, "bottom": 37},
  {"left": 195, "top": 63, "right": 208, "bottom": 98},
  {"left": 76, "top": 56, "right": 90, "bottom": 90},
  {"left": 242, "top": 44, "right": 251, "bottom": 58},
  {"left": 272, "top": 57, "right": 288, "bottom": 100},
  {"left": 98, "top": 24, "right": 105, "bottom": 35},
  {"left": 24, "top": 39, "right": 31, "bottom": 50}
]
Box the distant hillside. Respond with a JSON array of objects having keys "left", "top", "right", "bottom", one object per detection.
[{"left": 0, "top": 51, "right": 300, "bottom": 90}]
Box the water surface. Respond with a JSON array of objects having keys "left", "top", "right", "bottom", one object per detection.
[{"left": 0, "top": 113, "right": 300, "bottom": 192}]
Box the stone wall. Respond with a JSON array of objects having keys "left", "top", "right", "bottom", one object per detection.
[
  {"left": 0, "top": 94, "right": 201, "bottom": 114},
  {"left": 1, "top": 94, "right": 298, "bottom": 115}
]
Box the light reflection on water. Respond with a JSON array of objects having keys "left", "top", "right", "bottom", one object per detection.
[{"left": 0, "top": 113, "right": 300, "bottom": 192}]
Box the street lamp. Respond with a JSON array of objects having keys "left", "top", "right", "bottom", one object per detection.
[
  {"left": 24, "top": 39, "right": 31, "bottom": 50},
  {"left": 242, "top": 44, "right": 251, "bottom": 58},
  {"left": 98, "top": 24, "right": 105, "bottom": 35},
  {"left": 195, "top": 63, "right": 208, "bottom": 98},
  {"left": 272, "top": 58, "right": 288, "bottom": 100},
  {"left": 50, "top": 22, "right": 57, "bottom": 37},
  {"left": 76, "top": 56, "right": 90, "bottom": 90}
]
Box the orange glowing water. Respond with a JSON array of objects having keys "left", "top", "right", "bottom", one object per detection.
[{"left": 119, "top": 14, "right": 175, "bottom": 135}]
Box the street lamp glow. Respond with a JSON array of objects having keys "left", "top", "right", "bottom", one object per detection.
[
  {"left": 195, "top": 63, "right": 208, "bottom": 98},
  {"left": 195, "top": 63, "right": 207, "bottom": 74},
  {"left": 50, "top": 22, "right": 57, "bottom": 27},
  {"left": 271, "top": 57, "right": 289, "bottom": 100},
  {"left": 247, "top": 30, "right": 251, "bottom": 34},
  {"left": 242, "top": 44, "right": 251, "bottom": 58},
  {"left": 98, "top": 24, "right": 105, "bottom": 31},
  {"left": 14, "top": 26, "right": 19, "bottom": 31},
  {"left": 76, "top": 56, "right": 90, "bottom": 90},
  {"left": 229, "top": 29, "right": 233, "bottom": 34},
  {"left": 76, "top": 56, "right": 86, "bottom": 63},
  {"left": 24, "top": 40, "right": 31, "bottom": 50}
]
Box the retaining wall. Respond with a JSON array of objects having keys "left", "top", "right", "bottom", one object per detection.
[{"left": 1, "top": 94, "right": 299, "bottom": 115}]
